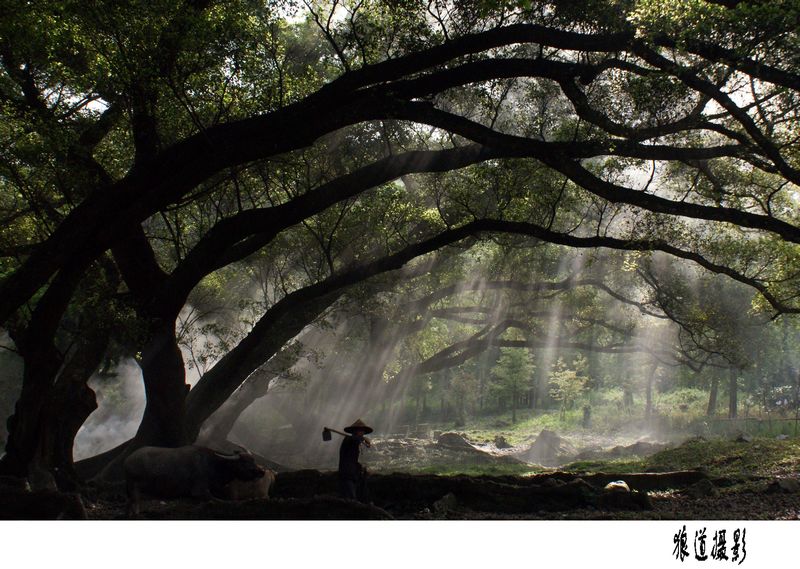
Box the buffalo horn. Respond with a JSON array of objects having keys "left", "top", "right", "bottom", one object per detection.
[
  {"left": 213, "top": 451, "right": 241, "bottom": 461},
  {"left": 231, "top": 444, "right": 251, "bottom": 455}
]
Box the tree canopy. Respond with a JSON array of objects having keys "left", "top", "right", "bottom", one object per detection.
[{"left": 1, "top": 0, "right": 800, "bottom": 483}]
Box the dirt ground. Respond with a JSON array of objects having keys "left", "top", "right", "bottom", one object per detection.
[
  {"left": 74, "top": 469, "right": 800, "bottom": 520},
  {"left": 5, "top": 433, "right": 800, "bottom": 520},
  {"left": 78, "top": 486, "right": 800, "bottom": 521}
]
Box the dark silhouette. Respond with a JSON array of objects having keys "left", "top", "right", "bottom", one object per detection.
[{"left": 338, "top": 419, "right": 372, "bottom": 501}]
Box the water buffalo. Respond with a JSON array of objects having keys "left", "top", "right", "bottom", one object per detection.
[
  {"left": 123, "top": 445, "right": 265, "bottom": 515},
  {"left": 222, "top": 468, "right": 276, "bottom": 501}
]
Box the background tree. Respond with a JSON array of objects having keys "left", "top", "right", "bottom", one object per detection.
[
  {"left": 548, "top": 355, "right": 589, "bottom": 420},
  {"left": 490, "top": 344, "right": 535, "bottom": 423}
]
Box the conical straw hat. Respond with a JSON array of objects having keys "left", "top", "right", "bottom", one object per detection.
[{"left": 344, "top": 418, "right": 373, "bottom": 434}]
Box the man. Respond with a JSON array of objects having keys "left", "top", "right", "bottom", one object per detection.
[{"left": 338, "top": 418, "right": 372, "bottom": 501}]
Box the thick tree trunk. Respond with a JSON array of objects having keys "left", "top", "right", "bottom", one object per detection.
[
  {"left": 105, "top": 226, "right": 186, "bottom": 460},
  {"left": 83, "top": 293, "right": 344, "bottom": 479},
  {"left": 44, "top": 308, "right": 118, "bottom": 489},
  {"left": 28, "top": 320, "right": 112, "bottom": 490},
  {"left": 478, "top": 349, "right": 490, "bottom": 412},
  {"left": 535, "top": 358, "right": 549, "bottom": 408},
  {"left": 134, "top": 323, "right": 189, "bottom": 448},
  {"left": 0, "top": 345, "right": 63, "bottom": 479},
  {"left": 587, "top": 329, "right": 600, "bottom": 388},
  {"left": 645, "top": 362, "right": 658, "bottom": 421},
  {"left": 729, "top": 368, "right": 738, "bottom": 419},
  {"left": 707, "top": 374, "right": 719, "bottom": 417},
  {"left": 43, "top": 378, "right": 98, "bottom": 490},
  {"left": 511, "top": 387, "right": 517, "bottom": 424},
  {"left": 781, "top": 315, "right": 789, "bottom": 384},
  {"left": 795, "top": 370, "right": 800, "bottom": 437},
  {"left": 623, "top": 386, "right": 634, "bottom": 411},
  {"left": 93, "top": 324, "right": 188, "bottom": 482},
  {"left": 0, "top": 261, "right": 88, "bottom": 481},
  {"left": 1, "top": 334, "right": 104, "bottom": 490}
]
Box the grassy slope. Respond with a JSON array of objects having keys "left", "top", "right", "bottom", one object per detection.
[
  {"left": 402, "top": 400, "right": 800, "bottom": 478},
  {"left": 642, "top": 438, "right": 800, "bottom": 479},
  {"left": 401, "top": 438, "right": 800, "bottom": 479}
]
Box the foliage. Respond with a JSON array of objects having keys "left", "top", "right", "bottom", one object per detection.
[
  {"left": 490, "top": 346, "right": 535, "bottom": 422},
  {"left": 447, "top": 371, "right": 479, "bottom": 425},
  {"left": 548, "top": 355, "right": 589, "bottom": 418},
  {"left": 4, "top": 0, "right": 800, "bottom": 474}
]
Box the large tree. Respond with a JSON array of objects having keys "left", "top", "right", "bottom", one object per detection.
[{"left": 2, "top": 0, "right": 800, "bottom": 482}]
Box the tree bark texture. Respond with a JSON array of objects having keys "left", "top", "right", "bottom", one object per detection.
[{"left": 729, "top": 368, "right": 739, "bottom": 419}]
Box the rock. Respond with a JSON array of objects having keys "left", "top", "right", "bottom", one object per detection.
[
  {"left": 575, "top": 445, "right": 604, "bottom": 460},
  {"left": 733, "top": 432, "right": 752, "bottom": 443},
  {"left": 603, "top": 480, "right": 630, "bottom": 493},
  {"left": 561, "top": 478, "right": 597, "bottom": 497},
  {"left": 601, "top": 440, "right": 665, "bottom": 458},
  {"left": 627, "top": 441, "right": 668, "bottom": 456},
  {"left": 494, "top": 435, "right": 513, "bottom": 449},
  {"left": 686, "top": 479, "right": 718, "bottom": 498},
  {"left": 433, "top": 492, "right": 458, "bottom": 513},
  {"left": 436, "top": 432, "right": 476, "bottom": 451},
  {"left": 515, "top": 430, "right": 576, "bottom": 466},
  {"left": 765, "top": 478, "right": 800, "bottom": 494},
  {"left": 607, "top": 445, "right": 626, "bottom": 457},
  {"left": 583, "top": 470, "right": 709, "bottom": 492},
  {"left": 776, "top": 434, "right": 789, "bottom": 441},
  {"left": 597, "top": 489, "right": 652, "bottom": 511}
]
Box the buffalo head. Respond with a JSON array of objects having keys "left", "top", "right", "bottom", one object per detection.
[{"left": 211, "top": 449, "right": 265, "bottom": 483}]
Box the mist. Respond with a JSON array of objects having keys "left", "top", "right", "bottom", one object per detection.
[
  {"left": 195, "top": 247, "right": 710, "bottom": 471},
  {"left": 73, "top": 358, "right": 145, "bottom": 461},
  {"left": 63, "top": 241, "right": 795, "bottom": 474}
]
